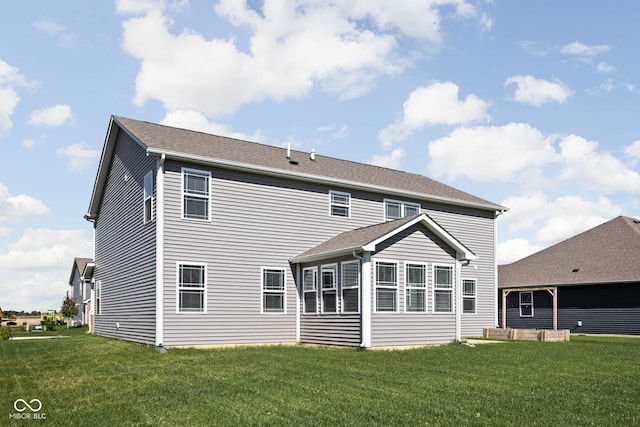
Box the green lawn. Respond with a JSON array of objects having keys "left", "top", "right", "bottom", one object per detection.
[{"left": 1, "top": 332, "right": 638, "bottom": 426}]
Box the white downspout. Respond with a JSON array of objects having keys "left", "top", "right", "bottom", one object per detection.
[
  {"left": 155, "top": 154, "right": 165, "bottom": 347},
  {"left": 360, "top": 251, "right": 372, "bottom": 348},
  {"left": 295, "top": 264, "right": 301, "bottom": 343},
  {"left": 455, "top": 258, "right": 462, "bottom": 342}
]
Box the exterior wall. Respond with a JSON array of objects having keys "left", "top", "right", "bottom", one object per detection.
[
  {"left": 427, "top": 205, "right": 497, "bottom": 337},
  {"left": 499, "top": 283, "right": 640, "bottom": 335},
  {"left": 299, "top": 256, "right": 362, "bottom": 346},
  {"left": 69, "top": 267, "right": 85, "bottom": 323},
  {"left": 370, "top": 224, "right": 458, "bottom": 346},
  {"left": 93, "top": 130, "right": 157, "bottom": 344},
  {"left": 160, "top": 161, "right": 498, "bottom": 346}
]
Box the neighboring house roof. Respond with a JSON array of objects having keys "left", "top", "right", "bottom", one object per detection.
[
  {"left": 499, "top": 216, "right": 640, "bottom": 288},
  {"left": 86, "top": 116, "right": 505, "bottom": 219},
  {"left": 68, "top": 257, "right": 93, "bottom": 285},
  {"left": 291, "top": 213, "right": 476, "bottom": 264}
]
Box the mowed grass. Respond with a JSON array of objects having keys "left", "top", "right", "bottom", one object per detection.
[{"left": 1, "top": 333, "right": 639, "bottom": 426}]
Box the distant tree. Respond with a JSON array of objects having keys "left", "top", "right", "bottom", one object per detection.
[{"left": 61, "top": 293, "right": 78, "bottom": 329}]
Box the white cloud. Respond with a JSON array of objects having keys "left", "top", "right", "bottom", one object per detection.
[
  {"left": 369, "top": 147, "right": 406, "bottom": 170},
  {"left": 624, "top": 140, "right": 640, "bottom": 159},
  {"left": 428, "top": 123, "right": 558, "bottom": 182},
  {"left": 500, "top": 192, "right": 621, "bottom": 243},
  {"left": 504, "top": 75, "right": 573, "bottom": 106},
  {"left": 0, "top": 59, "right": 35, "bottom": 134},
  {"left": 379, "top": 82, "right": 490, "bottom": 147},
  {"left": 0, "top": 182, "right": 49, "bottom": 222},
  {"left": 28, "top": 104, "right": 74, "bottom": 126},
  {"left": 119, "top": 1, "right": 490, "bottom": 117},
  {"left": 0, "top": 228, "right": 92, "bottom": 311},
  {"left": 21, "top": 138, "right": 35, "bottom": 149},
  {"left": 597, "top": 62, "right": 615, "bottom": 73},
  {"left": 160, "top": 110, "right": 262, "bottom": 142},
  {"left": 57, "top": 143, "right": 101, "bottom": 172},
  {"left": 32, "top": 19, "right": 75, "bottom": 48},
  {"left": 316, "top": 123, "right": 349, "bottom": 140},
  {"left": 560, "top": 41, "right": 609, "bottom": 57},
  {"left": 497, "top": 239, "right": 544, "bottom": 265},
  {"left": 559, "top": 135, "right": 640, "bottom": 194}
]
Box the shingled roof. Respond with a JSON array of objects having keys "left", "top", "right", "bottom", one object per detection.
[
  {"left": 88, "top": 116, "right": 503, "bottom": 216},
  {"left": 499, "top": 216, "right": 640, "bottom": 288},
  {"left": 291, "top": 213, "right": 475, "bottom": 263}
]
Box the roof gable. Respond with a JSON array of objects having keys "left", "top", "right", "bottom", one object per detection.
[
  {"left": 499, "top": 216, "right": 640, "bottom": 288},
  {"left": 291, "top": 213, "right": 475, "bottom": 263},
  {"left": 87, "top": 116, "right": 504, "bottom": 219}
]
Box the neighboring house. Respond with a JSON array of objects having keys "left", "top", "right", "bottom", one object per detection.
[
  {"left": 68, "top": 257, "right": 95, "bottom": 327},
  {"left": 498, "top": 216, "right": 640, "bottom": 335},
  {"left": 84, "top": 116, "right": 505, "bottom": 348}
]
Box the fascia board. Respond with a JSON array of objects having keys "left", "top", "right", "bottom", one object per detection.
[
  {"left": 290, "top": 246, "right": 363, "bottom": 264},
  {"left": 146, "top": 148, "right": 506, "bottom": 213},
  {"left": 363, "top": 214, "right": 476, "bottom": 261}
]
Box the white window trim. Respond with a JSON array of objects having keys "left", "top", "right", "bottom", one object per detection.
[
  {"left": 462, "top": 278, "right": 477, "bottom": 315},
  {"left": 302, "top": 267, "right": 318, "bottom": 314},
  {"left": 383, "top": 199, "right": 421, "bottom": 221},
  {"left": 181, "top": 167, "right": 211, "bottom": 221},
  {"left": 143, "top": 171, "right": 154, "bottom": 224},
  {"left": 404, "top": 262, "right": 427, "bottom": 313},
  {"left": 321, "top": 263, "right": 338, "bottom": 314},
  {"left": 374, "top": 259, "right": 399, "bottom": 313},
  {"left": 519, "top": 291, "right": 534, "bottom": 317},
  {"left": 329, "top": 190, "right": 351, "bottom": 218},
  {"left": 261, "top": 267, "right": 286, "bottom": 314},
  {"left": 432, "top": 263, "right": 454, "bottom": 314},
  {"left": 341, "top": 260, "right": 360, "bottom": 314},
  {"left": 176, "top": 262, "right": 207, "bottom": 314}
]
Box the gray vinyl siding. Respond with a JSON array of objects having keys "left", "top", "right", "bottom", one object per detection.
[
  {"left": 93, "top": 131, "right": 157, "bottom": 344},
  {"left": 161, "top": 163, "right": 379, "bottom": 346},
  {"left": 427, "top": 205, "right": 497, "bottom": 337},
  {"left": 370, "top": 224, "right": 459, "bottom": 346},
  {"left": 159, "top": 161, "right": 497, "bottom": 346},
  {"left": 69, "top": 268, "right": 85, "bottom": 323},
  {"left": 299, "top": 256, "right": 362, "bottom": 346}
]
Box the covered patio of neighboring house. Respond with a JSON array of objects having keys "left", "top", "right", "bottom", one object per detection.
[{"left": 498, "top": 216, "right": 640, "bottom": 336}]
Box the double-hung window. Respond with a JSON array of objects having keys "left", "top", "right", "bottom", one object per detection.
[
  {"left": 405, "top": 263, "right": 426, "bottom": 312},
  {"left": 341, "top": 261, "right": 360, "bottom": 313},
  {"left": 463, "top": 279, "right": 477, "bottom": 314},
  {"left": 520, "top": 291, "right": 533, "bottom": 317},
  {"left": 182, "top": 168, "right": 210, "bottom": 220},
  {"left": 143, "top": 171, "right": 153, "bottom": 223},
  {"left": 178, "top": 264, "right": 206, "bottom": 313},
  {"left": 262, "top": 268, "right": 285, "bottom": 313},
  {"left": 375, "top": 261, "right": 398, "bottom": 312},
  {"left": 303, "top": 267, "right": 317, "bottom": 314},
  {"left": 384, "top": 199, "right": 420, "bottom": 221},
  {"left": 321, "top": 264, "right": 338, "bottom": 313},
  {"left": 95, "top": 280, "right": 101, "bottom": 315},
  {"left": 433, "top": 265, "right": 453, "bottom": 313},
  {"left": 330, "top": 191, "right": 350, "bottom": 217}
]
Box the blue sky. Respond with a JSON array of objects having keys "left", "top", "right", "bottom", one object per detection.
[{"left": 1, "top": 0, "right": 639, "bottom": 311}]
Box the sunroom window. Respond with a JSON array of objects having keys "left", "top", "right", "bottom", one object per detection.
[
  {"left": 341, "top": 261, "right": 360, "bottom": 313},
  {"left": 321, "top": 264, "right": 337, "bottom": 313},
  {"left": 434, "top": 265, "right": 453, "bottom": 313},
  {"left": 375, "top": 261, "right": 398, "bottom": 312},
  {"left": 303, "top": 268, "right": 317, "bottom": 314},
  {"left": 405, "top": 263, "right": 426, "bottom": 312}
]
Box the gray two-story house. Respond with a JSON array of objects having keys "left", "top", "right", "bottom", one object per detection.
[
  {"left": 68, "top": 257, "right": 94, "bottom": 326},
  {"left": 85, "top": 116, "right": 505, "bottom": 348}
]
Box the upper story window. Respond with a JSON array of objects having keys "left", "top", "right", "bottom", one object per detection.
[
  {"left": 182, "top": 168, "right": 211, "bottom": 221},
  {"left": 330, "top": 191, "right": 350, "bottom": 218},
  {"left": 384, "top": 199, "right": 420, "bottom": 221},
  {"left": 143, "top": 171, "right": 153, "bottom": 224}
]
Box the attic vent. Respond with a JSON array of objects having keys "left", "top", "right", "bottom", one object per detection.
[
  {"left": 572, "top": 268, "right": 580, "bottom": 273},
  {"left": 633, "top": 219, "right": 640, "bottom": 224}
]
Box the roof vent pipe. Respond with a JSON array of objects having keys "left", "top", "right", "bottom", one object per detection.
[
  {"left": 286, "top": 143, "right": 291, "bottom": 159},
  {"left": 310, "top": 149, "right": 315, "bottom": 161}
]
